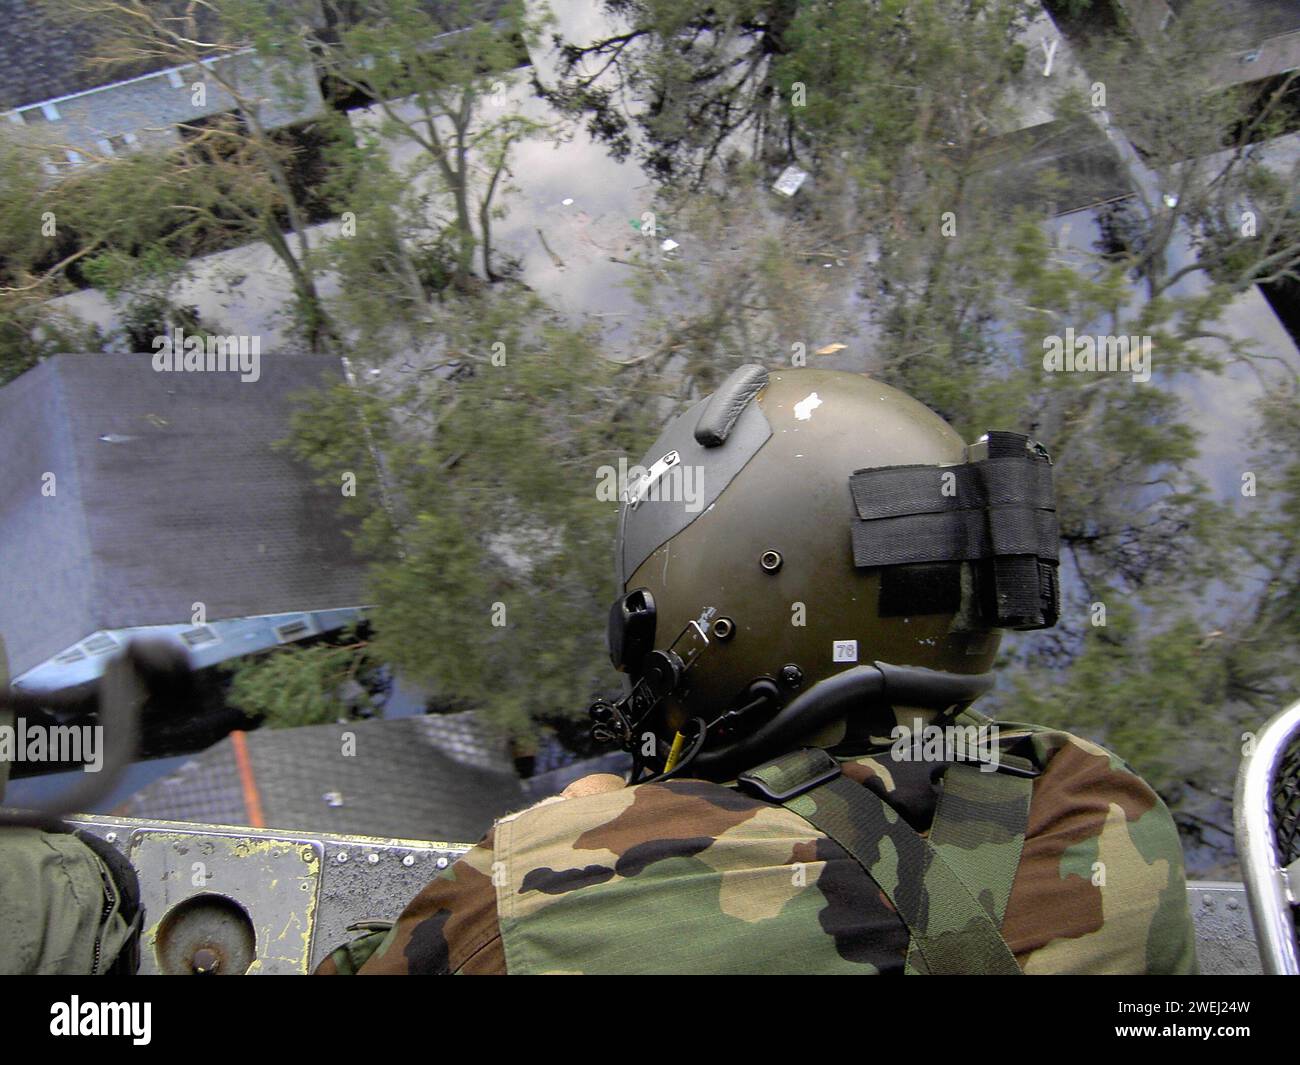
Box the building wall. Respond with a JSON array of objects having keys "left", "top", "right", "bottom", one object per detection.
[
  {"left": 5, "top": 52, "right": 325, "bottom": 166},
  {"left": 1115, "top": 0, "right": 1300, "bottom": 87}
]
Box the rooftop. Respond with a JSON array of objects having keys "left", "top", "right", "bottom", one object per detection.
[
  {"left": 0, "top": 0, "right": 224, "bottom": 112},
  {"left": 115, "top": 713, "right": 530, "bottom": 841},
  {"left": 1170, "top": 0, "right": 1300, "bottom": 41},
  {"left": 0, "top": 353, "right": 367, "bottom": 681}
]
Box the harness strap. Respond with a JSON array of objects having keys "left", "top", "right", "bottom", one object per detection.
[
  {"left": 903, "top": 764, "right": 1033, "bottom": 974},
  {"left": 739, "top": 747, "right": 1030, "bottom": 975}
]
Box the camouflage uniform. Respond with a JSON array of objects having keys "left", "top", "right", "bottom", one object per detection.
[{"left": 318, "top": 722, "right": 1197, "bottom": 975}]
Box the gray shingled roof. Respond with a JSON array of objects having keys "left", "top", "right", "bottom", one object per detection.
[
  {"left": 0, "top": 0, "right": 516, "bottom": 113},
  {"left": 116, "top": 714, "right": 529, "bottom": 842},
  {"left": 976, "top": 117, "right": 1133, "bottom": 216},
  {"left": 0, "top": 0, "right": 197, "bottom": 111},
  {"left": 1169, "top": 0, "right": 1300, "bottom": 40},
  {"left": 0, "top": 353, "right": 366, "bottom": 679}
]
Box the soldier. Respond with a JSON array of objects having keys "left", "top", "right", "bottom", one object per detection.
[
  {"left": 319, "top": 366, "right": 1198, "bottom": 975},
  {"left": 0, "top": 825, "right": 141, "bottom": 975},
  {"left": 0, "top": 639, "right": 156, "bottom": 975}
]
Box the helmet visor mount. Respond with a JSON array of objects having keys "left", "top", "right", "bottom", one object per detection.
[
  {"left": 591, "top": 617, "right": 710, "bottom": 755},
  {"left": 606, "top": 588, "right": 657, "bottom": 674}
]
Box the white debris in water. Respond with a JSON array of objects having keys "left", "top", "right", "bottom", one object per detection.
[
  {"left": 773, "top": 165, "right": 808, "bottom": 197},
  {"left": 661, "top": 238, "right": 680, "bottom": 251},
  {"left": 794, "top": 392, "right": 823, "bottom": 421},
  {"left": 562, "top": 198, "right": 574, "bottom": 205}
]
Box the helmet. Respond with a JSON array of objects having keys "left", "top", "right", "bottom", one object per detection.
[{"left": 590, "top": 365, "right": 1059, "bottom": 782}]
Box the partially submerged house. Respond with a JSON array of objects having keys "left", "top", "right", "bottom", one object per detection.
[
  {"left": 1117, "top": 0, "right": 1300, "bottom": 86},
  {"left": 0, "top": 353, "right": 368, "bottom": 692},
  {"left": 0, "top": 0, "right": 327, "bottom": 167},
  {"left": 0, "top": 0, "right": 524, "bottom": 171},
  {"left": 976, "top": 7, "right": 1133, "bottom": 217}
]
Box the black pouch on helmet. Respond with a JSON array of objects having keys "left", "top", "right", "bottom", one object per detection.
[{"left": 848, "top": 432, "right": 1059, "bottom": 630}]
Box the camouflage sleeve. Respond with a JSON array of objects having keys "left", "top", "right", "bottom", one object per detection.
[
  {"left": 314, "top": 923, "right": 395, "bottom": 975},
  {"left": 320, "top": 775, "right": 913, "bottom": 975},
  {"left": 323, "top": 828, "right": 507, "bottom": 975},
  {"left": 1000, "top": 731, "right": 1199, "bottom": 975},
  {"left": 487, "top": 777, "right": 912, "bottom": 974}
]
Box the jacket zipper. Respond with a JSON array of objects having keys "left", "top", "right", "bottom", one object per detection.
[{"left": 91, "top": 869, "right": 117, "bottom": 975}]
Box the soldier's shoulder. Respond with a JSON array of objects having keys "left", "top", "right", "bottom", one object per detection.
[
  {"left": 496, "top": 775, "right": 809, "bottom": 861},
  {"left": 490, "top": 776, "right": 907, "bottom": 973},
  {"left": 994, "top": 723, "right": 1197, "bottom": 974},
  {"left": 993, "top": 720, "right": 1158, "bottom": 795},
  {"left": 998, "top": 721, "right": 1187, "bottom": 876}
]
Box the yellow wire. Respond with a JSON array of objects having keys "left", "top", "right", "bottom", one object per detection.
[{"left": 662, "top": 731, "right": 688, "bottom": 773}]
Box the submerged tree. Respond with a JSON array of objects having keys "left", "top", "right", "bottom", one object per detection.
[
  {"left": 267, "top": 285, "right": 650, "bottom": 741},
  {"left": 301, "top": 0, "right": 551, "bottom": 287},
  {"left": 538, "top": 0, "right": 802, "bottom": 187}
]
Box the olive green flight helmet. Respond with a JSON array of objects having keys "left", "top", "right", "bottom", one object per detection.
[{"left": 590, "top": 366, "right": 1059, "bottom": 781}]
